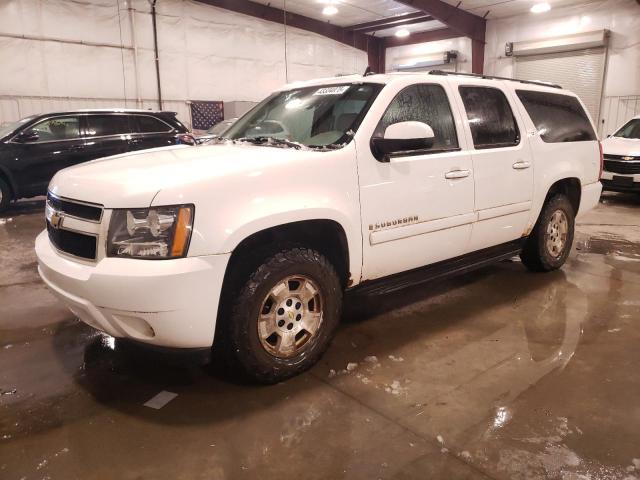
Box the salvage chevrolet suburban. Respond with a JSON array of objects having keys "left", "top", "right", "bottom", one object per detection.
[{"left": 35, "top": 71, "right": 603, "bottom": 383}]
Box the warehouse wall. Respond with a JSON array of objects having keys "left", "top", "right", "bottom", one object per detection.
[
  {"left": 484, "top": 0, "right": 640, "bottom": 135},
  {"left": 385, "top": 37, "right": 472, "bottom": 73},
  {"left": 0, "top": 0, "right": 368, "bottom": 128}
]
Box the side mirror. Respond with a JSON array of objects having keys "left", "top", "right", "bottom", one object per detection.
[
  {"left": 176, "top": 133, "right": 197, "bottom": 146},
  {"left": 371, "top": 121, "right": 435, "bottom": 162},
  {"left": 16, "top": 130, "right": 39, "bottom": 143}
]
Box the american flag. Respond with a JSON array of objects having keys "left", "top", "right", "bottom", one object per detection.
[{"left": 190, "top": 100, "right": 224, "bottom": 130}]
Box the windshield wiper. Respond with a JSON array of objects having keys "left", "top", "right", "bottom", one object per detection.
[{"left": 235, "top": 136, "right": 304, "bottom": 150}]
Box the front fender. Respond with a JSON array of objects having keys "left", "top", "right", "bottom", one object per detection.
[{"left": 150, "top": 143, "right": 363, "bottom": 282}]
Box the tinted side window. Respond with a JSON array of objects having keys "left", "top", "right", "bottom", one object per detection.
[
  {"left": 375, "top": 84, "right": 459, "bottom": 151},
  {"left": 136, "top": 116, "right": 172, "bottom": 133},
  {"left": 28, "top": 116, "right": 80, "bottom": 141},
  {"left": 459, "top": 86, "right": 520, "bottom": 149},
  {"left": 516, "top": 90, "right": 597, "bottom": 143},
  {"left": 86, "top": 115, "right": 131, "bottom": 137}
]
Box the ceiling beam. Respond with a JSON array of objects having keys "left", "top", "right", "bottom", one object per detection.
[
  {"left": 394, "top": 0, "right": 485, "bottom": 43},
  {"left": 347, "top": 12, "right": 434, "bottom": 33},
  {"left": 382, "top": 27, "right": 460, "bottom": 48},
  {"left": 198, "top": 0, "right": 374, "bottom": 52}
]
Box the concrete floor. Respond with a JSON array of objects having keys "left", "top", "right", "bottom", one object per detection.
[{"left": 1, "top": 193, "right": 639, "bottom": 480}]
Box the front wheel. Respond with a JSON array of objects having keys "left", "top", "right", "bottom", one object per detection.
[
  {"left": 521, "top": 194, "right": 575, "bottom": 272},
  {"left": 221, "top": 247, "right": 342, "bottom": 384},
  {"left": 0, "top": 177, "right": 11, "bottom": 213}
]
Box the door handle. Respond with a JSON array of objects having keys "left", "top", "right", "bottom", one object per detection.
[
  {"left": 444, "top": 169, "right": 471, "bottom": 179},
  {"left": 512, "top": 161, "right": 531, "bottom": 170}
]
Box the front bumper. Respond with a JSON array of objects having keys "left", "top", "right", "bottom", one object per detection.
[
  {"left": 35, "top": 231, "right": 230, "bottom": 348},
  {"left": 600, "top": 171, "right": 640, "bottom": 192}
]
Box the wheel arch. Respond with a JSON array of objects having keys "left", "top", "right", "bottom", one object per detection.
[
  {"left": 223, "top": 219, "right": 351, "bottom": 289},
  {"left": 545, "top": 177, "right": 581, "bottom": 216}
]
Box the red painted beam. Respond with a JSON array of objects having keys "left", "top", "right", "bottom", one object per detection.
[
  {"left": 471, "top": 38, "right": 484, "bottom": 74},
  {"left": 394, "top": 0, "right": 485, "bottom": 43},
  {"left": 382, "top": 27, "right": 460, "bottom": 48},
  {"left": 347, "top": 12, "right": 434, "bottom": 33},
  {"left": 368, "top": 37, "right": 386, "bottom": 74}
]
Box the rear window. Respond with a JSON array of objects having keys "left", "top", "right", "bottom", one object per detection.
[
  {"left": 135, "top": 115, "right": 172, "bottom": 133},
  {"left": 516, "top": 90, "right": 596, "bottom": 143}
]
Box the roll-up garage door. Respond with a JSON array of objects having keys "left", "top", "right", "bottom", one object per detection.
[{"left": 515, "top": 47, "right": 606, "bottom": 124}]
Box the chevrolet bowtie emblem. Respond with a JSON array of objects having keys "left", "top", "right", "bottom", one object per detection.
[{"left": 50, "top": 211, "right": 64, "bottom": 229}]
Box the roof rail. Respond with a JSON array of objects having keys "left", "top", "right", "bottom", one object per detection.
[{"left": 428, "top": 70, "right": 563, "bottom": 89}]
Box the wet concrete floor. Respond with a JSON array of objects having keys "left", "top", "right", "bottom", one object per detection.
[{"left": 1, "top": 193, "right": 639, "bottom": 480}]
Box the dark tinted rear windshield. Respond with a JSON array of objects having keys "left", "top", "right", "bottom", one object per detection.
[{"left": 516, "top": 90, "right": 596, "bottom": 143}]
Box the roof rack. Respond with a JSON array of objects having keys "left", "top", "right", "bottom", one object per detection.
[{"left": 428, "top": 70, "right": 563, "bottom": 89}]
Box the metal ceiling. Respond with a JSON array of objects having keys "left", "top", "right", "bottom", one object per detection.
[{"left": 251, "top": 0, "right": 596, "bottom": 23}]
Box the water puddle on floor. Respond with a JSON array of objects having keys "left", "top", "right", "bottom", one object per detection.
[{"left": 575, "top": 232, "right": 640, "bottom": 260}]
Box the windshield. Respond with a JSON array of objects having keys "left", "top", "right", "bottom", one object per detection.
[
  {"left": 0, "top": 116, "right": 36, "bottom": 139},
  {"left": 614, "top": 118, "right": 640, "bottom": 139},
  {"left": 225, "top": 83, "right": 382, "bottom": 148},
  {"left": 207, "top": 120, "right": 234, "bottom": 135}
]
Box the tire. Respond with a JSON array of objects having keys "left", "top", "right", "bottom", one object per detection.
[
  {"left": 220, "top": 247, "right": 342, "bottom": 384},
  {"left": 0, "top": 177, "right": 11, "bottom": 213},
  {"left": 520, "top": 194, "right": 575, "bottom": 272}
]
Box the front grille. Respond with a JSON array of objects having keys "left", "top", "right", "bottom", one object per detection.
[
  {"left": 603, "top": 159, "right": 640, "bottom": 175},
  {"left": 604, "top": 154, "right": 639, "bottom": 161},
  {"left": 47, "top": 222, "right": 97, "bottom": 260},
  {"left": 47, "top": 192, "right": 103, "bottom": 222}
]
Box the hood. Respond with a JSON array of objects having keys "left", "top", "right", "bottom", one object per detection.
[
  {"left": 48, "top": 143, "right": 318, "bottom": 208},
  {"left": 601, "top": 136, "right": 640, "bottom": 157}
]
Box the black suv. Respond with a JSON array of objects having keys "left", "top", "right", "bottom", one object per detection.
[{"left": 0, "top": 109, "right": 190, "bottom": 211}]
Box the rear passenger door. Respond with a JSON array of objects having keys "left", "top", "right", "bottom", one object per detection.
[
  {"left": 128, "top": 115, "right": 177, "bottom": 151},
  {"left": 83, "top": 114, "right": 132, "bottom": 161},
  {"left": 454, "top": 82, "right": 534, "bottom": 251}
]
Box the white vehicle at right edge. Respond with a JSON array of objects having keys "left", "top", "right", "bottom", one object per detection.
[
  {"left": 35, "top": 71, "right": 603, "bottom": 384},
  {"left": 601, "top": 115, "right": 640, "bottom": 193}
]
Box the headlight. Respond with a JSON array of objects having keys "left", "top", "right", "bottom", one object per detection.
[{"left": 107, "top": 205, "right": 194, "bottom": 259}]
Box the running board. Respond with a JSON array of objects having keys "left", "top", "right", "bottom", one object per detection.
[{"left": 351, "top": 239, "right": 526, "bottom": 296}]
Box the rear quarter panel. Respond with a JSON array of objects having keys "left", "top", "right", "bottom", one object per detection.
[{"left": 507, "top": 84, "right": 601, "bottom": 231}]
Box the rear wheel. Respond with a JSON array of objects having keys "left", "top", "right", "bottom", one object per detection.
[
  {"left": 0, "top": 177, "right": 11, "bottom": 213},
  {"left": 220, "top": 247, "right": 342, "bottom": 384},
  {"left": 521, "top": 194, "right": 575, "bottom": 272}
]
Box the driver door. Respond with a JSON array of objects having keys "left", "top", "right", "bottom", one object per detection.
[{"left": 356, "top": 81, "right": 475, "bottom": 280}]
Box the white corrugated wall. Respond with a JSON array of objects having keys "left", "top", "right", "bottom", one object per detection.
[{"left": 0, "top": 0, "right": 368, "bottom": 129}]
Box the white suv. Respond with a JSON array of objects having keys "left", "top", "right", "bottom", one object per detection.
[
  {"left": 601, "top": 115, "right": 640, "bottom": 193},
  {"left": 35, "top": 71, "right": 603, "bottom": 383}
]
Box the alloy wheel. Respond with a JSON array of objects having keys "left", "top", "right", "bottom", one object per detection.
[
  {"left": 545, "top": 209, "right": 569, "bottom": 258},
  {"left": 257, "top": 275, "right": 324, "bottom": 358}
]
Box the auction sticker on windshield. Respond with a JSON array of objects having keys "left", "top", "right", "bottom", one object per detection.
[{"left": 313, "top": 86, "right": 350, "bottom": 96}]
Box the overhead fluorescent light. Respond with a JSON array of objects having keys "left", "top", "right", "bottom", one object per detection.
[
  {"left": 531, "top": 2, "right": 551, "bottom": 13},
  {"left": 322, "top": 5, "right": 338, "bottom": 15},
  {"left": 395, "top": 29, "right": 410, "bottom": 38}
]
